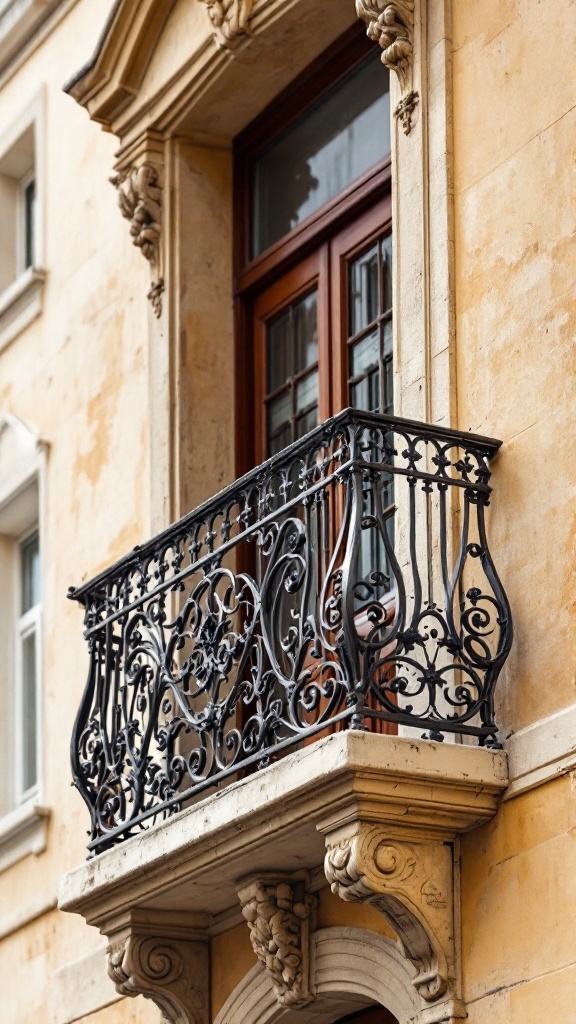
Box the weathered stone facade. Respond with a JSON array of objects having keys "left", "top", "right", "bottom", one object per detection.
[{"left": 0, "top": 1, "right": 574, "bottom": 1022}]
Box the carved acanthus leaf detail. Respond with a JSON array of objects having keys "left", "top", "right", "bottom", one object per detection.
[
  {"left": 355, "top": 0, "right": 415, "bottom": 92},
  {"left": 238, "top": 874, "right": 317, "bottom": 1007},
  {"left": 324, "top": 825, "right": 453, "bottom": 1005},
  {"left": 110, "top": 163, "right": 162, "bottom": 265},
  {"left": 110, "top": 162, "right": 164, "bottom": 316},
  {"left": 199, "top": 0, "right": 255, "bottom": 48}
]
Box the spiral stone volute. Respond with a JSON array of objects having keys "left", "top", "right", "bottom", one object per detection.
[{"left": 105, "top": 914, "right": 209, "bottom": 1024}]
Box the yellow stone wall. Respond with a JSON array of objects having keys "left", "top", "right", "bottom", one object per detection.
[
  {"left": 452, "top": 0, "right": 576, "bottom": 729},
  {"left": 461, "top": 774, "right": 576, "bottom": 1020},
  {"left": 0, "top": 0, "right": 574, "bottom": 1021},
  {"left": 0, "top": 2, "right": 152, "bottom": 1021},
  {"left": 453, "top": 1, "right": 575, "bottom": 1015}
]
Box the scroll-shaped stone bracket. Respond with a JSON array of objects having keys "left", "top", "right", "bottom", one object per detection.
[
  {"left": 198, "top": 0, "right": 255, "bottom": 49},
  {"left": 237, "top": 871, "right": 317, "bottom": 1008},
  {"left": 105, "top": 912, "right": 209, "bottom": 1024},
  {"left": 323, "top": 823, "right": 458, "bottom": 1013},
  {"left": 355, "top": 1, "right": 419, "bottom": 133},
  {"left": 110, "top": 146, "right": 164, "bottom": 316}
]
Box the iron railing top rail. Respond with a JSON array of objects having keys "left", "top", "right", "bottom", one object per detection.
[{"left": 68, "top": 408, "right": 502, "bottom": 608}]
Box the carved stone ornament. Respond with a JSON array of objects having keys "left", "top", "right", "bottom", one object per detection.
[
  {"left": 110, "top": 162, "right": 164, "bottom": 316},
  {"left": 147, "top": 278, "right": 165, "bottom": 318},
  {"left": 107, "top": 931, "right": 208, "bottom": 1024},
  {"left": 355, "top": 1, "right": 415, "bottom": 92},
  {"left": 324, "top": 824, "right": 455, "bottom": 1007},
  {"left": 237, "top": 873, "right": 317, "bottom": 1008},
  {"left": 395, "top": 88, "right": 419, "bottom": 135},
  {"left": 199, "top": 0, "right": 255, "bottom": 48}
]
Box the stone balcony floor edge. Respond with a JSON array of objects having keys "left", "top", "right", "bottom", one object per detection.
[{"left": 59, "top": 731, "right": 508, "bottom": 929}]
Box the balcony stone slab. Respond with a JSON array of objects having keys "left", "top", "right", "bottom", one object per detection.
[{"left": 59, "top": 730, "right": 507, "bottom": 933}]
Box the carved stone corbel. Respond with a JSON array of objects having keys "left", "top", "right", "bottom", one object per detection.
[
  {"left": 323, "top": 823, "right": 458, "bottom": 1013},
  {"left": 355, "top": 1, "right": 419, "bottom": 133},
  {"left": 237, "top": 872, "right": 317, "bottom": 1008},
  {"left": 105, "top": 913, "right": 209, "bottom": 1024},
  {"left": 110, "top": 160, "right": 164, "bottom": 316},
  {"left": 198, "top": 0, "right": 255, "bottom": 48}
]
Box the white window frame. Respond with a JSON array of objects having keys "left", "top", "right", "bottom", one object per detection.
[
  {"left": 0, "top": 414, "right": 49, "bottom": 872},
  {"left": 14, "top": 525, "right": 42, "bottom": 806},
  {"left": 0, "top": 89, "right": 45, "bottom": 354}
]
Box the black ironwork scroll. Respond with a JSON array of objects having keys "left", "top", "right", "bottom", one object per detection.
[{"left": 69, "top": 410, "right": 512, "bottom": 853}]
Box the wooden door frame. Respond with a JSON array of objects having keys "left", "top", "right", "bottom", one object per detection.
[{"left": 233, "top": 28, "right": 392, "bottom": 479}]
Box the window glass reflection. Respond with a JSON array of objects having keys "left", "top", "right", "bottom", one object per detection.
[{"left": 252, "top": 55, "right": 390, "bottom": 257}]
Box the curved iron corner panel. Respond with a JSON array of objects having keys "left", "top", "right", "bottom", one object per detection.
[{"left": 68, "top": 409, "right": 513, "bottom": 854}]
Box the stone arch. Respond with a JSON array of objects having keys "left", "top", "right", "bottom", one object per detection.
[{"left": 213, "top": 926, "right": 420, "bottom": 1024}]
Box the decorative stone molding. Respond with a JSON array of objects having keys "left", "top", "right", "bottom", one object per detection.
[
  {"left": 105, "top": 914, "right": 209, "bottom": 1024},
  {"left": 198, "top": 0, "right": 255, "bottom": 48},
  {"left": 355, "top": 0, "right": 419, "bottom": 133},
  {"left": 324, "top": 823, "right": 456, "bottom": 1009},
  {"left": 110, "top": 163, "right": 161, "bottom": 263},
  {"left": 395, "top": 88, "right": 419, "bottom": 135},
  {"left": 214, "top": 926, "right": 421, "bottom": 1024},
  {"left": 355, "top": 1, "right": 414, "bottom": 90},
  {"left": 147, "top": 279, "right": 165, "bottom": 318},
  {"left": 237, "top": 873, "right": 317, "bottom": 1008},
  {"left": 109, "top": 161, "right": 164, "bottom": 316}
]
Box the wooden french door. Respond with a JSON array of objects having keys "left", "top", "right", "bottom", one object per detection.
[
  {"left": 235, "top": 28, "right": 395, "bottom": 739},
  {"left": 253, "top": 197, "right": 391, "bottom": 461},
  {"left": 251, "top": 197, "right": 395, "bottom": 736}
]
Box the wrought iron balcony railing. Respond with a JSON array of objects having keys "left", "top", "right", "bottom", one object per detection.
[{"left": 69, "top": 410, "right": 512, "bottom": 853}]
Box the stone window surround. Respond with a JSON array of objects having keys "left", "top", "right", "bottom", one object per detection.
[
  {"left": 0, "top": 414, "right": 50, "bottom": 873},
  {"left": 0, "top": 89, "right": 46, "bottom": 353},
  {"left": 98, "top": 0, "right": 457, "bottom": 532},
  {"left": 62, "top": 0, "right": 456, "bottom": 540}
]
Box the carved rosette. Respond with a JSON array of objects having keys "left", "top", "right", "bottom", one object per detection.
[
  {"left": 110, "top": 162, "right": 164, "bottom": 316},
  {"left": 355, "top": 0, "right": 419, "bottom": 133},
  {"left": 106, "top": 929, "right": 208, "bottom": 1024},
  {"left": 238, "top": 873, "right": 317, "bottom": 1007},
  {"left": 199, "top": 0, "right": 255, "bottom": 48},
  {"left": 324, "top": 824, "right": 454, "bottom": 1006}
]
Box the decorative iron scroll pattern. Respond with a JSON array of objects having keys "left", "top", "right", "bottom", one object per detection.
[{"left": 69, "top": 410, "right": 512, "bottom": 853}]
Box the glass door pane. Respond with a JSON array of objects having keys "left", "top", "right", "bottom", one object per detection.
[
  {"left": 346, "top": 232, "right": 394, "bottom": 599},
  {"left": 348, "top": 232, "right": 393, "bottom": 416},
  {"left": 265, "top": 289, "right": 319, "bottom": 457}
]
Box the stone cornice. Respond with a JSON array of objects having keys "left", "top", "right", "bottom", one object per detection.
[{"left": 63, "top": 0, "right": 179, "bottom": 127}]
